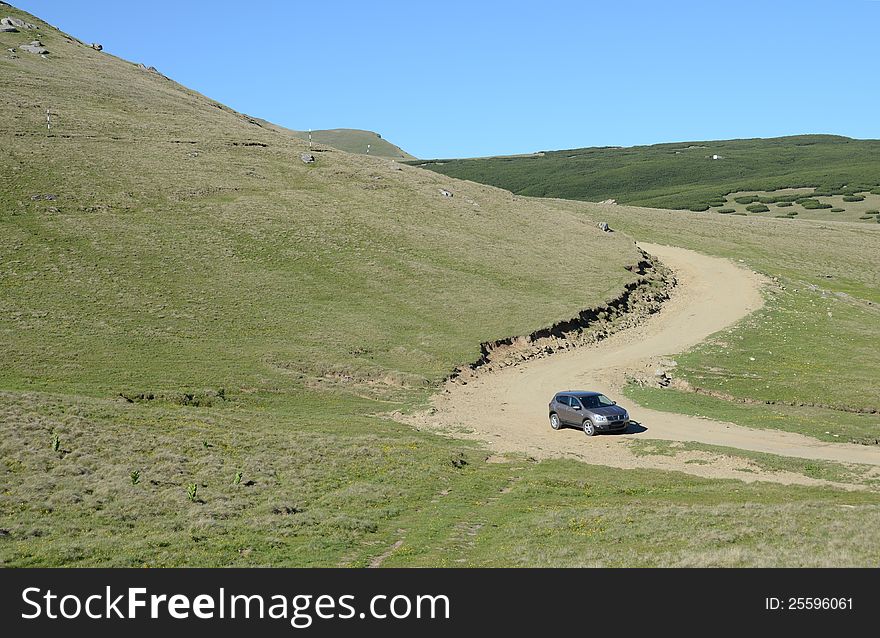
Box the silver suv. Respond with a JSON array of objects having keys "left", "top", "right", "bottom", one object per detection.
[{"left": 549, "top": 391, "right": 630, "bottom": 436}]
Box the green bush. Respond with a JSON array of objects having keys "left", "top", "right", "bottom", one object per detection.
[
  {"left": 734, "top": 196, "right": 758, "bottom": 205},
  {"left": 732, "top": 212, "right": 747, "bottom": 216},
  {"left": 717, "top": 208, "right": 735, "bottom": 214},
  {"left": 689, "top": 204, "right": 710, "bottom": 212},
  {"left": 865, "top": 209, "right": 879, "bottom": 215},
  {"left": 746, "top": 203, "right": 770, "bottom": 213},
  {"left": 830, "top": 208, "right": 845, "bottom": 213},
  {"left": 870, "top": 187, "right": 880, "bottom": 195},
  {"left": 843, "top": 195, "right": 865, "bottom": 202},
  {"left": 800, "top": 199, "right": 832, "bottom": 210},
  {"left": 859, "top": 215, "right": 875, "bottom": 220},
  {"left": 776, "top": 202, "right": 793, "bottom": 207}
]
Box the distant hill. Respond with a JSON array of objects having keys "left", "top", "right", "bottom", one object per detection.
[
  {"left": 413, "top": 135, "right": 880, "bottom": 211},
  {"left": 252, "top": 120, "right": 414, "bottom": 159}
]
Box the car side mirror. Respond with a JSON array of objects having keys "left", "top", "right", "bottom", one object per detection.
[{"left": 612, "top": 401, "right": 617, "bottom": 405}]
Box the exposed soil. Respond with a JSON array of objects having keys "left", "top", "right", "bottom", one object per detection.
[{"left": 401, "top": 244, "right": 880, "bottom": 487}]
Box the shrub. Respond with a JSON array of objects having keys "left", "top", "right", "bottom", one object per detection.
[
  {"left": 233, "top": 471, "right": 243, "bottom": 485},
  {"left": 776, "top": 202, "right": 793, "bottom": 207},
  {"left": 732, "top": 212, "right": 747, "bottom": 216},
  {"left": 708, "top": 201, "right": 725, "bottom": 207},
  {"left": 871, "top": 187, "right": 880, "bottom": 195},
  {"left": 865, "top": 209, "right": 879, "bottom": 214},
  {"left": 800, "top": 199, "right": 831, "bottom": 209},
  {"left": 843, "top": 195, "right": 865, "bottom": 202},
  {"left": 859, "top": 215, "right": 875, "bottom": 220},
  {"left": 734, "top": 196, "right": 758, "bottom": 205},
  {"left": 187, "top": 483, "right": 198, "bottom": 502},
  {"left": 689, "top": 204, "right": 710, "bottom": 212},
  {"left": 51, "top": 434, "right": 60, "bottom": 452},
  {"left": 130, "top": 470, "right": 141, "bottom": 485},
  {"left": 717, "top": 208, "right": 735, "bottom": 214},
  {"left": 830, "top": 208, "right": 845, "bottom": 213},
  {"left": 746, "top": 203, "right": 770, "bottom": 213}
]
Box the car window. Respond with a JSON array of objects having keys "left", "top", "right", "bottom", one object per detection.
[{"left": 557, "top": 395, "right": 570, "bottom": 407}]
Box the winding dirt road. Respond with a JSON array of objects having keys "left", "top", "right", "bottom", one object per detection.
[{"left": 405, "top": 243, "right": 880, "bottom": 486}]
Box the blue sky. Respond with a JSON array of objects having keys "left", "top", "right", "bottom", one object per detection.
[{"left": 16, "top": 1, "right": 880, "bottom": 158}]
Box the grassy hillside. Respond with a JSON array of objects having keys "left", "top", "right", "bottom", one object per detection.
[
  {"left": 414, "top": 135, "right": 880, "bottom": 213},
  {"left": 1, "top": 4, "right": 878, "bottom": 567},
  {"left": 291, "top": 128, "right": 414, "bottom": 160},
  {"left": 252, "top": 119, "right": 414, "bottom": 159}
]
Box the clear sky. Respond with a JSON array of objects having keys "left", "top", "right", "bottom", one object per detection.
[{"left": 15, "top": 0, "right": 880, "bottom": 158}]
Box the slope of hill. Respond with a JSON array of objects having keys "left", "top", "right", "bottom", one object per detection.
[
  {"left": 251, "top": 118, "right": 414, "bottom": 159},
  {"left": 291, "top": 128, "right": 414, "bottom": 159},
  {"left": 414, "top": 135, "right": 880, "bottom": 214}
]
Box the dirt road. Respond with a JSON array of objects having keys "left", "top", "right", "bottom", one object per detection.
[{"left": 405, "top": 243, "right": 880, "bottom": 486}]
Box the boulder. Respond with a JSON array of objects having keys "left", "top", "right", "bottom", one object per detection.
[
  {"left": 439, "top": 189, "right": 453, "bottom": 197},
  {"left": 20, "top": 41, "right": 47, "bottom": 55},
  {"left": 597, "top": 221, "right": 611, "bottom": 232},
  {"left": 300, "top": 153, "right": 315, "bottom": 164},
  {"left": 2, "top": 16, "right": 37, "bottom": 30},
  {"left": 91, "top": 43, "right": 103, "bottom": 51},
  {"left": 0, "top": 24, "right": 16, "bottom": 32}
]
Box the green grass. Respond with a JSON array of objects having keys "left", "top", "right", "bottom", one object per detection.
[
  {"left": 626, "top": 385, "right": 880, "bottom": 445},
  {"left": 413, "top": 135, "right": 880, "bottom": 210},
  {"left": 628, "top": 439, "right": 879, "bottom": 487},
  {"left": 4, "top": 390, "right": 879, "bottom": 568},
  {"left": 261, "top": 124, "right": 415, "bottom": 160},
  {"left": 0, "top": 10, "right": 641, "bottom": 401},
  {"left": 383, "top": 455, "right": 880, "bottom": 567}
]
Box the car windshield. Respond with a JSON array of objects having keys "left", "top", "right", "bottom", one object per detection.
[{"left": 578, "top": 394, "right": 614, "bottom": 409}]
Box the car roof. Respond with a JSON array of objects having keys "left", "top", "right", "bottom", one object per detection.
[{"left": 558, "top": 391, "right": 601, "bottom": 397}]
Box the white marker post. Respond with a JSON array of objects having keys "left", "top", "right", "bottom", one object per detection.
[
  {"left": 308, "top": 128, "right": 312, "bottom": 149},
  {"left": 366, "top": 143, "right": 371, "bottom": 155},
  {"left": 46, "top": 109, "right": 51, "bottom": 130}
]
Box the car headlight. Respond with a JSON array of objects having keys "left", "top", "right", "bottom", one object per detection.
[
  {"left": 595, "top": 415, "right": 607, "bottom": 422},
  {"left": 623, "top": 412, "right": 629, "bottom": 419}
]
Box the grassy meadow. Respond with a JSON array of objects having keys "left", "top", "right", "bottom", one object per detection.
[
  {"left": 415, "top": 134, "right": 880, "bottom": 213},
  {"left": 1, "top": 3, "right": 879, "bottom": 567}
]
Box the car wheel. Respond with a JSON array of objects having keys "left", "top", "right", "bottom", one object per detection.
[
  {"left": 549, "top": 413, "right": 561, "bottom": 430},
  {"left": 583, "top": 419, "right": 596, "bottom": 437}
]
